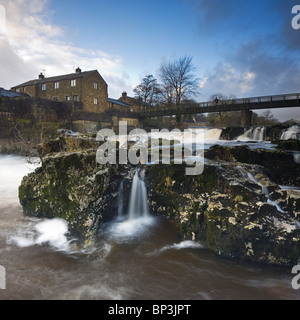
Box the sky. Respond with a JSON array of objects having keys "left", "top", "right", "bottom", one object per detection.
[{"left": 0, "top": 0, "right": 299, "bottom": 121}]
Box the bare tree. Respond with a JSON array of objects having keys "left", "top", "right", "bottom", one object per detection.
[
  {"left": 133, "top": 75, "right": 161, "bottom": 106},
  {"left": 160, "top": 56, "right": 200, "bottom": 106}
]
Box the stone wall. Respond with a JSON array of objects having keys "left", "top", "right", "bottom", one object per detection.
[{"left": 82, "top": 72, "right": 108, "bottom": 113}]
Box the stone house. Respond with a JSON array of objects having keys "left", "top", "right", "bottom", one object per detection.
[
  {"left": 118, "top": 91, "right": 151, "bottom": 112},
  {"left": 11, "top": 68, "right": 108, "bottom": 113}
]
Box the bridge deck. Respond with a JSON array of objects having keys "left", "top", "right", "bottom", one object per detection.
[{"left": 137, "top": 93, "right": 300, "bottom": 118}]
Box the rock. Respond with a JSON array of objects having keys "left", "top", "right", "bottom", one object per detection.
[
  {"left": 220, "top": 127, "right": 245, "bottom": 140},
  {"left": 147, "top": 162, "right": 300, "bottom": 267},
  {"left": 205, "top": 145, "right": 300, "bottom": 186},
  {"left": 274, "top": 139, "right": 300, "bottom": 152},
  {"left": 19, "top": 132, "right": 132, "bottom": 246}
]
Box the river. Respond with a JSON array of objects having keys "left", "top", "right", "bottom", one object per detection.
[{"left": 0, "top": 152, "right": 299, "bottom": 300}]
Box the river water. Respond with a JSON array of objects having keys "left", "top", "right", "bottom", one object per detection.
[{"left": 0, "top": 149, "right": 299, "bottom": 300}]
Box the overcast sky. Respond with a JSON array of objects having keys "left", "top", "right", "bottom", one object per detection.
[{"left": 0, "top": 0, "right": 299, "bottom": 121}]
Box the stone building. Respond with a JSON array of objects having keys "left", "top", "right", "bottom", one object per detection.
[
  {"left": 118, "top": 91, "right": 151, "bottom": 112},
  {"left": 11, "top": 68, "right": 108, "bottom": 113}
]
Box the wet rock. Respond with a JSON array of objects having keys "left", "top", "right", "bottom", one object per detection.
[
  {"left": 274, "top": 139, "right": 300, "bottom": 152},
  {"left": 205, "top": 145, "right": 300, "bottom": 186},
  {"left": 147, "top": 162, "right": 300, "bottom": 267},
  {"left": 19, "top": 132, "right": 131, "bottom": 246}
]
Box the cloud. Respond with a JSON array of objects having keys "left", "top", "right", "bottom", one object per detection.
[
  {"left": 199, "top": 39, "right": 300, "bottom": 121},
  {"left": 0, "top": 0, "right": 129, "bottom": 98},
  {"left": 201, "top": 39, "right": 300, "bottom": 98}
]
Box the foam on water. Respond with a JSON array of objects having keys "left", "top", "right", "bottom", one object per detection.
[
  {"left": 0, "top": 155, "right": 39, "bottom": 205},
  {"left": 9, "top": 218, "right": 75, "bottom": 252},
  {"left": 101, "top": 216, "right": 155, "bottom": 243},
  {"left": 148, "top": 240, "right": 204, "bottom": 256},
  {"left": 294, "top": 153, "right": 300, "bottom": 164}
]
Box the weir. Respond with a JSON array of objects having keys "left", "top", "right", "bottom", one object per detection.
[{"left": 237, "top": 127, "right": 266, "bottom": 141}]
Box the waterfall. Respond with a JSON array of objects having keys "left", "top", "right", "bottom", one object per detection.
[
  {"left": 116, "top": 170, "right": 149, "bottom": 221},
  {"left": 106, "top": 169, "right": 153, "bottom": 241},
  {"left": 204, "top": 128, "right": 222, "bottom": 141},
  {"left": 127, "top": 170, "right": 149, "bottom": 220},
  {"left": 117, "top": 180, "right": 124, "bottom": 218},
  {"left": 237, "top": 127, "right": 266, "bottom": 141},
  {"left": 294, "top": 153, "right": 300, "bottom": 164},
  {"left": 280, "top": 125, "right": 300, "bottom": 140}
]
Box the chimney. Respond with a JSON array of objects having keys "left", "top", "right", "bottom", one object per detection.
[
  {"left": 75, "top": 67, "right": 82, "bottom": 73},
  {"left": 122, "top": 91, "right": 127, "bottom": 101},
  {"left": 39, "top": 72, "right": 45, "bottom": 79}
]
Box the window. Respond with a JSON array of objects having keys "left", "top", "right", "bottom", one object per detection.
[
  {"left": 41, "top": 84, "right": 46, "bottom": 91},
  {"left": 73, "top": 95, "right": 79, "bottom": 102},
  {"left": 16, "top": 88, "right": 20, "bottom": 93},
  {"left": 94, "top": 82, "right": 98, "bottom": 90},
  {"left": 70, "top": 79, "right": 76, "bottom": 87},
  {"left": 66, "top": 96, "right": 71, "bottom": 101},
  {"left": 94, "top": 97, "right": 98, "bottom": 105},
  {"left": 53, "top": 97, "right": 59, "bottom": 101},
  {"left": 54, "top": 82, "right": 59, "bottom": 89}
]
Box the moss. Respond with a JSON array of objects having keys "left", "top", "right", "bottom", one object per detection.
[
  {"left": 275, "top": 139, "right": 300, "bottom": 151},
  {"left": 234, "top": 195, "right": 244, "bottom": 203}
]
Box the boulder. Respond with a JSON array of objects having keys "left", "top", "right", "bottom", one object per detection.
[{"left": 147, "top": 162, "right": 300, "bottom": 267}]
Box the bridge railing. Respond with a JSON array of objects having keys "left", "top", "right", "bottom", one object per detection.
[{"left": 137, "top": 93, "right": 300, "bottom": 113}]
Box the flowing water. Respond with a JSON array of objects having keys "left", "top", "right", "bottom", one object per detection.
[
  {"left": 237, "top": 127, "right": 266, "bottom": 141},
  {"left": 281, "top": 125, "right": 300, "bottom": 140},
  {"left": 0, "top": 153, "right": 300, "bottom": 300}
]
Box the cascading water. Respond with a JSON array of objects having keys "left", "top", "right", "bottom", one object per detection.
[
  {"left": 237, "top": 127, "right": 266, "bottom": 141},
  {"left": 280, "top": 125, "right": 300, "bottom": 140},
  {"left": 127, "top": 170, "right": 149, "bottom": 220},
  {"left": 117, "top": 180, "right": 124, "bottom": 218},
  {"left": 102, "top": 169, "right": 153, "bottom": 241}
]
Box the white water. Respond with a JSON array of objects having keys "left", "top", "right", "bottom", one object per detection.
[
  {"left": 237, "top": 127, "right": 266, "bottom": 141},
  {"left": 0, "top": 156, "right": 38, "bottom": 205},
  {"left": 8, "top": 218, "right": 74, "bottom": 252},
  {"left": 294, "top": 153, "right": 300, "bottom": 164},
  {"left": 150, "top": 240, "right": 204, "bottom": 256},
  {"left": 127, "top": 170, "right": 149, "bottom": 220},
  {"left": 280, "top": 125, "right": 300, "bottom": 140},
  {"left": 100, "top": 169, "right": 155, "bottom": 243},
  {"left": 117, "top": 180, "right": 124, "bottom": 217}
]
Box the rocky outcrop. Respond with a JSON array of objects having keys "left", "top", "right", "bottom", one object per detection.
[
  {"left": 205, "top": 145, "right": 300, "bottom": 186},
  {"left": 18, "top": 131, "right": 300, "bottom": 266},
  {"left": 147, "top": 162, "right": 300, "bottom": 267},
  {"left": 19, "top": 130, "right": 132, "bottom": 246}
]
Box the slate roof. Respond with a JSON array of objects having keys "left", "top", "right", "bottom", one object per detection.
[
  {"left": 11, "top": 70, "right": 103, "bottom": 88},
  {"left": 108, "top": 98, "right": 131, "bottom": 107},
  {"left": 0, "top": 88, "right": 28, "bottom": 98}
]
